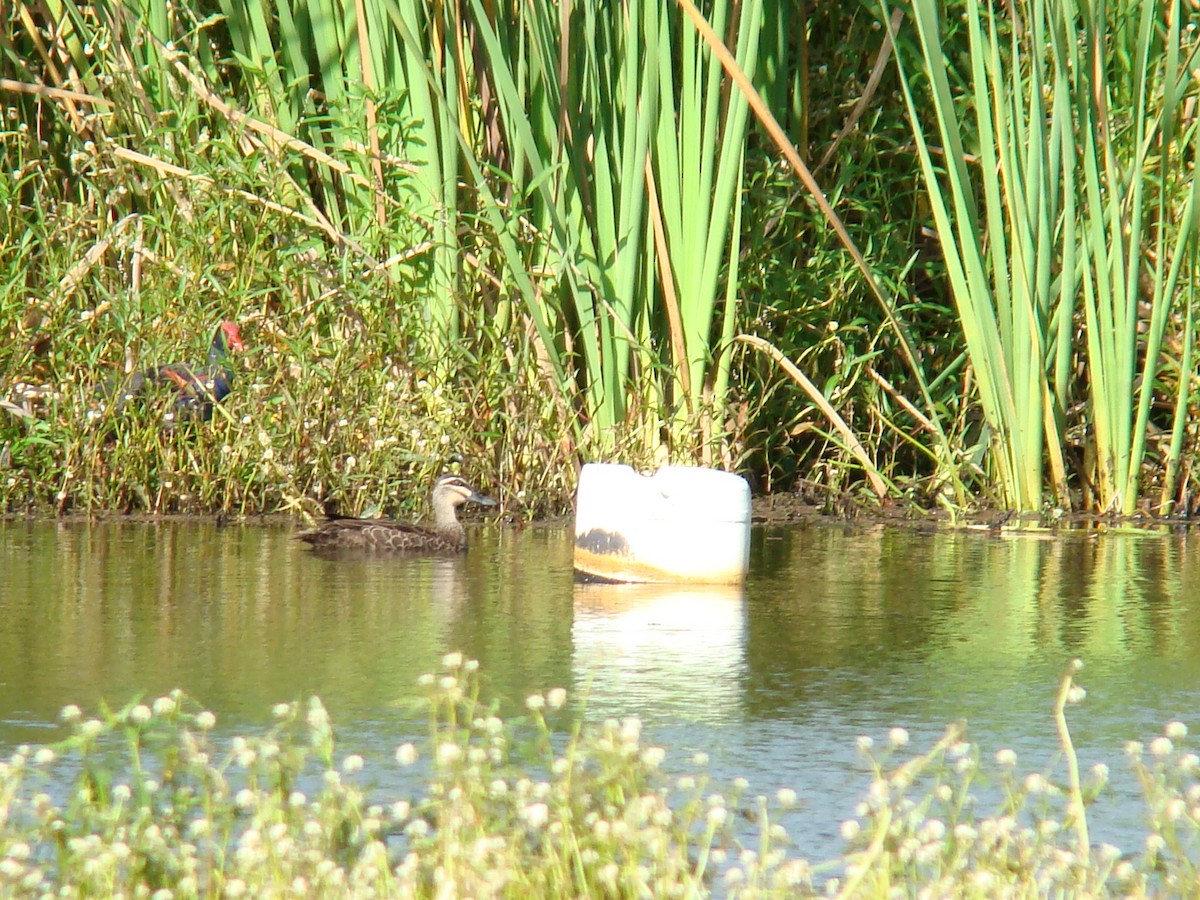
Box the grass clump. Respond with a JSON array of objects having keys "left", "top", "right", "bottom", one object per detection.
[{"left": 1, "top": 658, "right": 1198, "bottom": 896}]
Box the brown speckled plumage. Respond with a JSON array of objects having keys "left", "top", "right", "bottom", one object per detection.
[{"left": 296, "top": 474, "right": 497, "bottom": 554}]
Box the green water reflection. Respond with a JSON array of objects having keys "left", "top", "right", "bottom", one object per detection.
[
  {"left": 3, "top": 522, "right": 1199, "bottom": 732},
  {"left": 0, "top": 522, "right": 575, "bottom": 740},
  {"left": 2, "top": 519, "right": 1199, "bottom": 856}
]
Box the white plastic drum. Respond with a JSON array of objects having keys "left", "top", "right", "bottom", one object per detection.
[{"left": 573, "top": 463, "right": 751, "bottom": 584}]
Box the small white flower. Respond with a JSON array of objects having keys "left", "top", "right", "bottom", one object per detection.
[
  {"left": 1151, "top": 737, "right": 1174, "bottom": 758},
  {"left": 306, "top": 700, "right": 329, "bottom": 731},
  {"left": 523, "top": 802, "right": 549, "bottom": 829},
  {"left": 888, "top": 727, "right": 910, "bottom": 748},
  {"left": 342, "top": 754, "right": 364, "bottom": 774},
  {"left": 868, "top": 779, "right": 889, "bottom": 805},
  {"left": 641, "top": 747, "right": 666, "bottom": 768},
  {"left": 972, "top": 871, "right": 996, "bottom": 891},
  {"left": 856, "top": 735, "right": 874, "bottom": 752},
  {"left": 840, "top": 820, "right": 861, "bottom": 841},
  {"left": 436, "top": 742, "right": 462, "bottom": 767},
  {"left": 405, "top": 819, "right": 429, "bottom": 837},
  {"left": 776, "top": 788, "right": 797, "bottom": 808},
  {"left": 442, "top": 651, "right": 463, "bottom": 669},
  {"left": 194, "top": 711, "right": 216, "bottom": 731},
  {"left": 33, "top": 748, "right": 55, "bottom": 766},
  {"left": 152, "top": 696, "right": 176, "bottom": 716},
  {"left": 922, "top": 819, "right": 946, "bottom": 842},
  {"left": 525, "top": 694, "right": 545, "bottom": 711},
  {"left": 396, "top": 743, "right": 417, "bottom": 765},
  {"left": 546, "top": 688, "right": 567, "bottom": 710},
  {"left": 995, "top": 748, "right": 1017, "bottom": 767},
  {"left": 1166, "top": 721, "right": 1189, "bottom": 740},
  {"left": 599, "top": 862, "right": 619, "bottom": 887},
  {"left": 272, "top": 703, "right": 292, "bottom": 719}
]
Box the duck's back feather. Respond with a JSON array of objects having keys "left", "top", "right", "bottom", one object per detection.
[{"left": 296, "top": 516, "right": 466, "bottom": 554}]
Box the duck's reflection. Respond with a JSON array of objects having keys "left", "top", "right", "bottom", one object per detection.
[{"left": 571, "top": 582, "right": 747, "bottom": 723}]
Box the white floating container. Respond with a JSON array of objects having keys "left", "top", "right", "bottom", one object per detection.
[{"left": 573, "top": 463, "right": 751, "bottom": 584}]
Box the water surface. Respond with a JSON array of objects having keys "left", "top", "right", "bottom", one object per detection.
[{"left": 2, "top": 519, "right": 1198, "bottom": 860}]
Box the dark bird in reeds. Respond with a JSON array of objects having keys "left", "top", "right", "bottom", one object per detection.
[
  {"left": 296, "top": 474, "right": 499, "bottom": 554},
  {"left": 96, "top": 321, "right": 245, "bottom": 424}
]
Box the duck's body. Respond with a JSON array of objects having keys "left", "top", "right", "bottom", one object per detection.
[{"left": 296, "top": 475, "right": 497, "bottom": 554}]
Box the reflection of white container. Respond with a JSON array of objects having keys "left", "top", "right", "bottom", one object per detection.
[
  {"left": 573, "top": 464, "right": 751, "bottom": 584},
  {"left": 573, "top": 582, "right": 745, "bottom": 721}
]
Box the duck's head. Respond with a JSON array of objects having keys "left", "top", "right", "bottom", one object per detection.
[{"left": 434, "top": 474, "right": 498, "bottom": 509}]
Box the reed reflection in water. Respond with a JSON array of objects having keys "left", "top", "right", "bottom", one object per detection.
[{"left": 3, "top": 519, "right": 1200, "bottom": 860}]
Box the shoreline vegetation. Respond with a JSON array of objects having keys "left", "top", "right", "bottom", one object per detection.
[
  {"left": 1, "top": 657, "right": 1196, "bottom": 897},
  {"left": 3, "top": 1, "right": 1200, "bottom": 521},
  {"left": 4, "top": 2, "right": 1200, "bottom": 892}
]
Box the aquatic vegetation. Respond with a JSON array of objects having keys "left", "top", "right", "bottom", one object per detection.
[{"left": 0, "top": 658, "right": 1197, "bottom": 896}]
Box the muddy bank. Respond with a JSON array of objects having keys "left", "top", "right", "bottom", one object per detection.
[{"left": 6, "top": 493, "right": 1198, "bottom": 533}]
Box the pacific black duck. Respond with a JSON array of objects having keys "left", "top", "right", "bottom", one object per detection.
[{"left": 296, "top": 474, "right": 498, "bottom": 554}]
